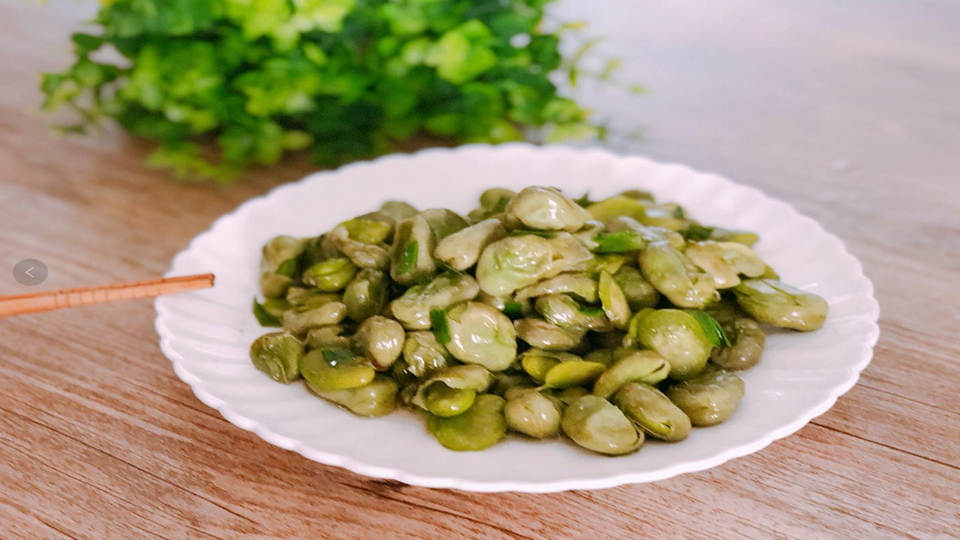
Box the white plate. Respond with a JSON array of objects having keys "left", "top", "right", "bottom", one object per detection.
[{"left": 155, "top": 143, "right": 879, "bottom": 492}]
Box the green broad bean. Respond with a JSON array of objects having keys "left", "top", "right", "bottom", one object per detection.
[
  {"left": 592, "top": 350, "right": 671, "bottom": 398},
  {"left": 666, "top": 366, "right": 745, "bottom": 426},
  {"left": 427, "top": 394, "right": 507, "bottom": 451},
  {"left": 250, "top": 332, "right": 303, "bottom": 383},
  {"left": 561, "top": 395, "right": 643, "bottom": 456},
  {"left": 315, "top": 375, "right": 398, "bottom": 418},
  {"left": 505, "top": 388, "right": 562, "bottom": 438},
  {"left": 628, "top": 309, "right": 712, "bottom": 380},
  {"left": 613, "top": 382, "right": 691, "bottom": 441},
  {"left": 733, "top": 279, "right": 828, "bottom": 331}
]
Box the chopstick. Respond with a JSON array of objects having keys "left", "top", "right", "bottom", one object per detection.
[{"left": 0, "top": 273, "right": 215, "bottom": 318}]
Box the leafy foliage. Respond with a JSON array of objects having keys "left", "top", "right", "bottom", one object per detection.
[{"left": 42, "top": 0, "right": 607, "bottom": 182}]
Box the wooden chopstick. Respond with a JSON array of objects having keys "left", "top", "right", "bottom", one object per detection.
[{"left": 0, "top": 273, "right": 215, "bottom": 317}]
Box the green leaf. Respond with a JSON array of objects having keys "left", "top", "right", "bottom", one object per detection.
[
  {"left": 599, "top": 58, "right": 621, "bottom": 80},
  {"left": 593, "top": 231, "right": 645, "bottom": 253},
  {"left": 430, "top": 308, "right": 451, "bottom": 344},
  {"left": 252, "top": 298, "right": 282, "bottom": 327},
  {"left": 397, "top": 241, "right": 419, "bottom": 275},
  {"left": 321, "top": 347, "right": 356, "bottom": 366},
  {"left": 39, "top": 0, "right": 617, "bottom": 182},
  {"left": 426, "top": 20, "right": 498, "bottom": 84},
  {"left": 688, "top": 310, "right": 731, "bottom": 347},
  {"left": 275, "top": 258, "right": 299, "bottom": 278}
]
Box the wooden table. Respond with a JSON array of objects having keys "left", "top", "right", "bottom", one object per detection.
[{"left": 2, "top": 1, "right": 958, "bottom": 538}]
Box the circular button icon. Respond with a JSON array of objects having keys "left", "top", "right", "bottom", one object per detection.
[{"left": 14, "top": 259, "right": 48, "bottom": 286}]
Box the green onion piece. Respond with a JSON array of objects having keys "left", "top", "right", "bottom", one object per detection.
[
  {"left": 430, "top": 308, "right": 451, "bottom": 344},
  {"left": 252, "top": 298, "right": 282, "bottom": 327},
  {"left": 672, "top": 206, "right": 686, "bottom": 219},
  {"left": 593, "top": 230, "right": 645, "bottom": 253},
  {"left": 397, "top": 240, "right": 419, "bottom": 274},
  {"left": 574, "top": 192, "right": 595, "bottom": 207},
  {"left": 490, "top": 196, "right": 511, "bottom": 215},
  {"left": 578, "top": 305, "right": 606, "bottom": 317},
  {"left": 688, "top": 310, "right": 730, "bottom": 347},
  {"left": 321, "top": 347, "right": 355, "bottom": 366},
  {"left": 509, "top": 230, "right": 553, "bottom": 238},
  {"left": 275, "top": 258, "right": 299, "bottom": 278},
  {"left": 684, "top": 224, "right": 714, "bottom": 241},
  {"left": 502, "top": 301, "right": 524, "bottom": 319}
]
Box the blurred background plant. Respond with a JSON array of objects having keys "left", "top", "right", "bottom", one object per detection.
[{"left": 41, "top": 0, "right": 634, "bottom": 182}]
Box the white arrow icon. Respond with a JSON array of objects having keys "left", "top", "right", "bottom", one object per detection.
[{"left": 25, "top": 267, "right": 34, "bottom": 278}]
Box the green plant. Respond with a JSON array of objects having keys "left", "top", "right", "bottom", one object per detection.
[{"left": 42, "top": 0, "right": 611, "bottom": 182}]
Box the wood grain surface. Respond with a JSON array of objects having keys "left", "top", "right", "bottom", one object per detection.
[{"left": 1, "top": 1, "right": 958, "bottom": 539}]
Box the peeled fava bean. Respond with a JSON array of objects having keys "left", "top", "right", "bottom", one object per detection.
[
  {"left": 353, "top": 316, "right": 405, "bottom": 370},
  {"left": 516, "top": 273, "right": 599, "bottom": 303},
  {"left": 302, "top": 257, "right": 357, "bottom": 292},
  {"left": 667, "top": 366, "right": 745, "bottom": 426},
  {"left": 569, "top": 253, "right": 628, "bottom": 277},
  {"left": 428, "top": 394, "right": 507, "bottom": 451},
  {"left": 536, "top": 294, "right": 612, "bottom": 332},
  {"left": 304, "top": 325, "right": 351, "bottom": 350},
  {"left": 412, "top": 365, "right": 494, "bottom": 414},
  {"left": 468, "top": 188, "right": 515, "bottom": 221},
  {"left": 342, "top": 216, "right": 394, "bottom": 245},
  {"left": 329, "top": 224, "right": 390, "bottom": 270},
  {"left": 592, "top": 350, "right": 671, "bottom": 398},
  {"left": 543, "top": 360, "right": 606, "bottom": 389},
  {"left": 444, "top": 302, "right": 517, "bottom": 371},
  {"left": 343, "top": 268, "right": 389, "bottom": 322},
  {"left": 391, "top": 214, "right": 438, "bottom": 285},
  {"left": 422, "top": 384, "right": 477, "bottom": 417},
  {"left": 282, "top": 300, "right": 348, "bottom": 335},
  {"left": 685, "top": 241, "right": 765, "bottom": 289},
  {"left": 476, "top": 236, "right": 555, "bottom": 296},
  {"left": 733, "top": 279, "right": 829, "bottom": 331},
  {"left": 543, "top": 233, "right": 594, "bottom": 277},
  {"left": 390, "top": 273, "right": 480, "bottom": 330},
  {"left": 520, "top": 349, "right": 582, "bottom": 383},
  {"left": 435, "top": 218, "right": 507, "bottom": 271},
  {"left": 250, "top": 332, "right": 303, "bottom": 383},
  {"left": 504, "top": 186, "right": 592, "bottom": 232},
  {"left": 261, "top": 235, "right": 305, "bottom": 271},
  {"left": 629, "top": 309, "right": 712, "bottom": 381},
  {"left": 402, "top": 331, "right": 451, "bottom": 378},
  {"left": 378, "top": 200, "right": 419, "bottom": 222},
  {"left": 301, "top": 349, "right": 376, "bottom": 392},
  {"left": 259, "top": 235, "right": 304, "bottom": 298},
  {"left": 505, "top": 388, "right": 563, "bottom": 439},
  {"left": 561, "top": 395, "right": 643, "bottom": 456},
  {"left": 613, "top": 383, "right": 691, "bottom": 442},
  {"left": 420, "top": 208, "right": 469, "bottom": 242},
  {"left": 606, "top": 217, "right": 685, "bottom": 251},
  {"left": 515, "top": 317, "right": 585, "bottom": 351},
  {"left": 711, "top": 317, "right": 765, "bottom": 370},
  {"left": 639, "top": 241, "right": 719, "bottom": 308},
  {"left": 598, "top": 271, "right": 631, "bottom": 330},
  {"left": 316, "top": 375, "right": 398, "bottom": 418},
  {"left": 612, "top": 266, "right": 659, "bottom": 310}
]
